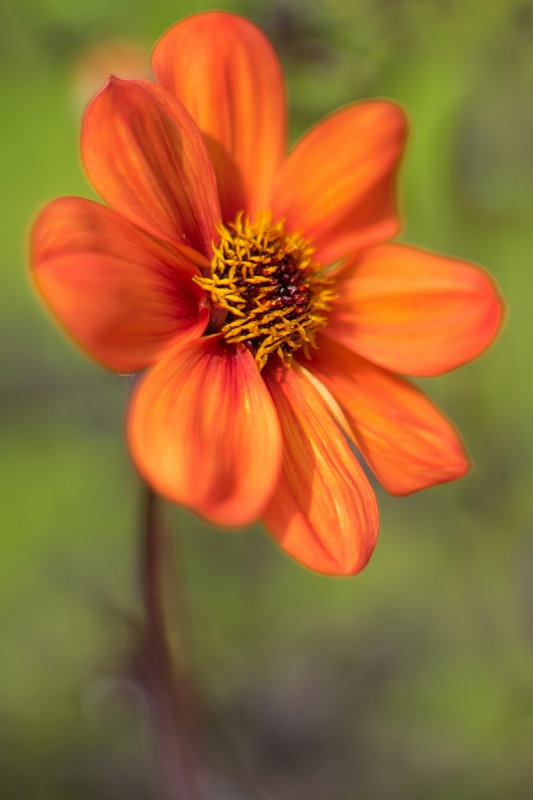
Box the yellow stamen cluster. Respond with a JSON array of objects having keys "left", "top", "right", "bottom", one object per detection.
[{"left": 195, "top": 212, "right": 335, "bottom": 370}]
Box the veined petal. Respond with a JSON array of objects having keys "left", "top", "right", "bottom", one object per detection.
[
  {"left": 128, "top": 336, "right": 282, "bottom": 527},
  {"left": 271, "top": 101, "right": 406, "bottom": 266},
  {"left": 31, "top": 197, "right": 209, "bottom": 372},
  {"left": 153, "top": 11, "right": 286, "bottom": 223},
  {"left": 327, "top": 244, "right": 504, "bottom": 376},
  {"left": 262, "top": 360, "right": 379, "bottom": 576},
  {"left": 308, "top": 337, "right": 469, "bottom": 495},
  {"left": 82, "top": 77, "right": 221, "bottom": 258}
]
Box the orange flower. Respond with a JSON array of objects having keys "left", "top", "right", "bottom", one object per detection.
[{"left": 31, "top": 12, "right": 503, "bottom": 575}]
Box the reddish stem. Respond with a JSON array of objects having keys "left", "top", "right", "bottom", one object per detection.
[{"left": 141, "top": 484, "right": 203, "bottom": 800}]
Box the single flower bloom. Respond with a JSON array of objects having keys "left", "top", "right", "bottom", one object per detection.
[{"left": 31, "top": 11, "right": 503, "bottom": 575}]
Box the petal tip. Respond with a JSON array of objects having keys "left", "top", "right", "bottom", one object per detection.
[
  {"left": 274, "top": 515, "right": 379, "bottom": 577},
  {"left": 386, "top": 450, "right": 471, "bottom": 497}
]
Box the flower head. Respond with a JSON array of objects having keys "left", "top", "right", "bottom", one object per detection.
[{"left": 31, "top": 11, "right": 503, "bottom": 575}]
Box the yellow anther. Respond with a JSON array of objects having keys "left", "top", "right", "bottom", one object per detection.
[{"left": 194, "top": 212, "right": 335, "bottom": 370}]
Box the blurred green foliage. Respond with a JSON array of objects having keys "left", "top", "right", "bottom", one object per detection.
[{"left": 1, "top": 0, "right": 532, "bottom": 798}]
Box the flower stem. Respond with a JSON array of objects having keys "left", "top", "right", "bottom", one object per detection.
[{"left": 140, "top": 483, "right": 203, "bottom": 800}]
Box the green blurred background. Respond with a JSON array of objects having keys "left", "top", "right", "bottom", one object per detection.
[{"left": 1, "top": 0, "right": 531, "bottom": 797}]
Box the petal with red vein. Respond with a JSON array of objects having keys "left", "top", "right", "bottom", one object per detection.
[
  {"left": 327, "top": 244, "right": 504, "bottom": 376},
  {"left": 262, "top": 361, "right": 379, "bottom": 575},
  {"left": 153, "top": 11, "right": 286, "bottom": 224},
  {"left": 31, "top": 197, "right": 209, "bottom": 372},
  {"left": 128, "top": 336, "right": 282, "bottom": 526},
  {"left": 308, "top": 336, "right": 469, "bottom": 495},
  {"left": 271, "top": 101, "right": 406, "bottom": 266},
  {"left": 82, "top": 77, "right": 220, "bottom": 257}
]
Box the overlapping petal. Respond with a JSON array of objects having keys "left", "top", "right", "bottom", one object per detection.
[
  {"left": 153, "top": 11, "right": 286, "bottom": 223},
  {"left": 307, "top": 337, "right": 469, "bottom": 495},
  {"left": 31, "top": 197, "right": 209, "bottom": 372},
  {"left": 262, "top": 360, "right": 379, "bottom": 575},
  {"left": 81, "top": 77, "right": 221, "bottom": 257},
  {"left": 271, "top": 101, "right": 406, "bottom": 267},
  {"left": 128, "top": 335, "right": 282, "bottom": 527},
  {"left": 326, "top": 244, "right": 503, "bottom": 376}
]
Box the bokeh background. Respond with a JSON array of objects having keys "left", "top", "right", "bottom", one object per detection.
[{"left": 1, "top": 0, "right": 532, "bottom": 798}]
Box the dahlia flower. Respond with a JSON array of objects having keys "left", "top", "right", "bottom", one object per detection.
[{"left": 31, "top": 11, "right": 502, "bottom": 575}]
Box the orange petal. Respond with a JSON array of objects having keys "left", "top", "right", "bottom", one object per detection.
[
  {"left": 31, "top": 197, "right": 209, "bottom": 372},
  {"left": 327, "top": 244, "right": 503, "bottom": 376},
  {"left": 82, "top": 77, "right": 221, "bottom": 258},
  {"left": 128, "top": 336, "right": 282, "bottom": 527},
  {"left": 262, "top": 360, "right": 379, "bottom": 576},
  {"left": 307, "top": 336, "right": 469, "bottom": 495},
  {"left": 152, "top": 11, "right": 286, "bottom": 223},
  {"left": 271, "top": 101, "right": 406, "bottom": 266}
]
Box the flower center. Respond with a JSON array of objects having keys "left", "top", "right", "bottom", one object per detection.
[{"left": 195, "top": 212, "right": 335, "bottom": 370}]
